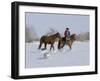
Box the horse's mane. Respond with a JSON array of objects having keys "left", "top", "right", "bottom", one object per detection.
[
  {"left": 48, "top": 32, "right": 60, "bottom": 37},
  {"left": 70, "top": 34, "right": 76, "bottom": 40}
]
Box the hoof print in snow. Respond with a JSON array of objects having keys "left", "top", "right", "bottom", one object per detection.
[{"left": 43, "top": 52, "right": 50, "bottom": 58}]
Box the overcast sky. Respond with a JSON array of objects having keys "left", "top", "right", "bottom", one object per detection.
[{"left": 25, "top": 12, "right": 89, "bottom": 38}]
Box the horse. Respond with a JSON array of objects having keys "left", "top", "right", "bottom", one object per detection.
[
  {"left": 38, "top": 32, "right": 61, "bottom": 51},
  {"left": 58, "top": 34, "right": 76, "bottom": 50}
]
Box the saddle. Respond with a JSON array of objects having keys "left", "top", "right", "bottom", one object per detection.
[{"left": 66, "top": 37, "right": 70, "bottom": 41}]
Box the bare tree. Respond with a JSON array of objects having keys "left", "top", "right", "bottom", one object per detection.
[
  {"left": 77, "top": 32, "right": 89, "bottom": 41},
  {"left": 25, "top": 26, "right": 39, "bottom": 43}
]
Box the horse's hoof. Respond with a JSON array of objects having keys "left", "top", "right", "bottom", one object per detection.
[{"left": 41, "top": 48, "right": 47, "bottom": 50}]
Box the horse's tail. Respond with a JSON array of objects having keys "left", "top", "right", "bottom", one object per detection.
[
  {"left": 38, "top": 40, "right": 42, "bottom": 49},
  {"left": 38, "top": 36, "right": 46, "bottom": 49}
]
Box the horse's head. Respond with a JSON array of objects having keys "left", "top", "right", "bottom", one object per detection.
[
  {"left": 55, "top": 32, "right": 61, "bottom": 39},
  {"left": 58, "top": 39, "right": 64, "bottom": 49},
  {"left": 70, "top": 34, "right": 76, "bottom": 41}
]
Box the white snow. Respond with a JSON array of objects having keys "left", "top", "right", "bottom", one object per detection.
[{"left": 25, "top": 41, "right": 89, "bottom": 68}]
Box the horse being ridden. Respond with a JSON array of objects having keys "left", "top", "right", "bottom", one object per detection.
[
  {"left": 38, "top": 32, "right": 61, "bottom": 51},
  {"left": 58, "top": 34, "right": 76, "bottom": 50}
]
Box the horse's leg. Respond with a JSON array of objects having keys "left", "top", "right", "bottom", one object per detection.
[
  {"left": 50, "top": 44, "right": 53, "bottom": 51},
  {"left": 50, "top": 43, "right": 55, "bottom": 52},
  {"left": 58, "top": 40, "right": 61, "bottom": 49},
  {"left": 52, "top": 45, "right": 55, "bottom": 50},
  {"left": 62, "top": 41, "right": 66, "bottom": 48},
  {"left": 44, "top": 43, "right": 47, "bottom": 50},
  {"left": 58, "top": 40, "right": 64, "bottom": 49},
  {"left": 50, "top": 44, "right": 52, "bottom": 51},
  {"left": 68, "top": 44, "right": 72, "bottom": 50}
]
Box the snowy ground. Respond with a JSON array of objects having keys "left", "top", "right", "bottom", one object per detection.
[{"left": 25, "top": 41, "right": 89, "bottom": 68}]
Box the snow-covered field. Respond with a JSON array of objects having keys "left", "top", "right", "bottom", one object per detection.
[{"left": 25, "top": 41, "right": 89, "bottom": 68}]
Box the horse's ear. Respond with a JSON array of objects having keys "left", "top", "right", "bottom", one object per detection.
[{"left": 57, "top": 32, "right": 59, "bottom": 34}]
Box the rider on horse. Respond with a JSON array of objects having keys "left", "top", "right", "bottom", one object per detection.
[{"left": 64, "top": 28, "right": 70, "bottom": 40}]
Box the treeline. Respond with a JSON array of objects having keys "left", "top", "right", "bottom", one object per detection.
[
  {"left": 76, "top": 32, "right": 89, "bottom": 41},
  {"left": 25, "top": 26, "right": 39, "bottom": 42}
]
